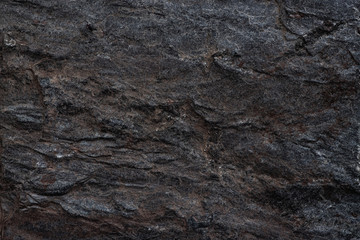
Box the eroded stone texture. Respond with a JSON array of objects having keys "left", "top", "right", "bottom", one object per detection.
[{"left": 0, "top": 0, "right": 359, "bottom": 239}]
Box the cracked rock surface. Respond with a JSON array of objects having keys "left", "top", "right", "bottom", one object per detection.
[{"left": 0, "top": 0, "right": 359, "bottom": 239}]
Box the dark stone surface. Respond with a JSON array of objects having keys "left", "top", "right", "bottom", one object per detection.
[{"left": 0, "top": 0, "right": 359, "bottom": 239}]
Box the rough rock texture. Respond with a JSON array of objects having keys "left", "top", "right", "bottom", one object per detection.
[{"left": 0, "top": 0, "right": 360, "bottom": 239}]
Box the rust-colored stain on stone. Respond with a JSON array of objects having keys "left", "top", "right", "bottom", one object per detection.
[{"left": 0, "top": 0, "right": 360, "bottom": 239}]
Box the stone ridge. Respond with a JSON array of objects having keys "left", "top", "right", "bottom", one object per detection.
[{"left": 0, "top": 0, "right": 359, "bottom": 239}]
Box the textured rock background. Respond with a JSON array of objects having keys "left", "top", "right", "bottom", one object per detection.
[{"left": 0, "top": 0, "right": 360, "bottom": 239}]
